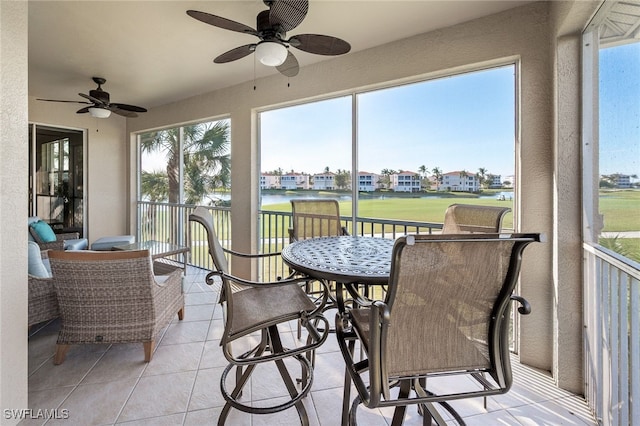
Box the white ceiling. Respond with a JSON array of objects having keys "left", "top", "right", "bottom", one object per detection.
[{"left": 29, "top": 1, "right": 534, "bottom": 110}]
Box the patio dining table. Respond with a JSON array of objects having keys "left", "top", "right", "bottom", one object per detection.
[{"left": 281, "top": 235, "right": 394, "bottom": 312}]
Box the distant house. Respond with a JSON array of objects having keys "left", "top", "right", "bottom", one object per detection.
[
  {"left": 614, "top": 174, "right": 632, "bottom": 188},
  {"left": 312, "top": 172, "right": 336, "bottom": 190},
  {"left": 281, "top": 173, "right": 310, "bottom": 190},
  {"left": 392, "top": 171, "right": 421, "bottom": 192},
  {"left": 358, "top": 171, "right": 380, "bottom": 192},
  {"left": 438, "top": 171, "right": 479, "bottom": 192},
  {"left": 489, "top": 174, "right": 503, "bottom": 189},
  {"left": 260, "top": 173, "right": 280, "bottom": 189},
  {"left": 503, "top": 175, "right": 515, "bottom": 188}
]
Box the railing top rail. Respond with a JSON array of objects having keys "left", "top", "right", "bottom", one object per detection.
[{"left": 583, "top": 242, "right": 640, "bottom": 278}]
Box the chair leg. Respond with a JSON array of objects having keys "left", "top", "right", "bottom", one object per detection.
[
  {"left": 53, "top": 344, "right": 70, "bottom": 365},
  {"left": 143, "top": 341, "right": 155, "bottom": 362},
  {"left": 269, "top": 326, "right": 310, "bottom": 426},
  {"left": 390, "top": 380, "right": 411, "bottom": 426},
  {"left": 342, "top": 338, "right": 356, "bottom": 426}
]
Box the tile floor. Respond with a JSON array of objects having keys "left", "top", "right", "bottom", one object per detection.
[{"left": 24, "top": 267, "right": 597, "bottom": 425}]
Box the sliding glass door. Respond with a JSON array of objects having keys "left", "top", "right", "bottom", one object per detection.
[{"left": 29, "top": 124, "right": 85, "bottom": 236}]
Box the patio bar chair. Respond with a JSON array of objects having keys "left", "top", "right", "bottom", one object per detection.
[
  {"left": 441, "top": 204, "right": 512, "bottom": 234},
  {"left": 189, "top": 206, "right": 330, "bottom": 425},
  {"left": 335, "top": 233, "right": 543, "bottom": 425}
]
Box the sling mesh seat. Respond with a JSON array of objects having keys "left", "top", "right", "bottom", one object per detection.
[
  {"left": 441, "top": 204, "right": 512, "bottom": 234},
  {"left": 289, "top": 199, "right": 348, "bottom": 241},
  {"left": 189, "top": 206, "right": 330, "bottom": 425},
  {"left": 48, "top": 249, "right": 184, "bottom": 364},
  {"left": 336, "top": 233, "right": 542, "bottom": 425}
]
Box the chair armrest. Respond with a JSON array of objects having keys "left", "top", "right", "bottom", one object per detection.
[
  {"left": 28, "top": 275, "right": 58, "bottom": 326},
  {"left": 222, "top": 247, "right": 281, "bottom": 258},
  {"left": 214, "top": 270, "right": 316, "bottom": 289},
  {"left": 510, "top": 295, "right": 531, "bottom": 315},
  {"left": 37, "top": 240, "right": 65, "bottom": 251},
  {"left": 154, "top": 269, "right": 183, "bottom": 289},
  {"left": 153, "top": 269, "right": 184, "bottom": 311},
  {"left": 56, "top": 232, "right": 80, "bottom": 241}
]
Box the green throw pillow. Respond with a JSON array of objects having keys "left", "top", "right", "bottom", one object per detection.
[{"left": 30, "top": 220, "right": 57, "bottom": 243}]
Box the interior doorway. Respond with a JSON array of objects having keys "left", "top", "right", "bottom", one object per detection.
[{"left": 29, "top": 124, "right": 85, "bottom": 237}]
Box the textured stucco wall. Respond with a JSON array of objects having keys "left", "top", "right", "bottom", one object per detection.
[{"left": 0, "top": 1, "right": 29, "bottom": 422}]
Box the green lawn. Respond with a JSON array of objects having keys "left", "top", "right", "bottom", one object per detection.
[
  {"left": 263, "top": 189, "right": 640, "bottom": 234},
  {"left": 599, "top": 190, "right": 640, "bottom": 232}
]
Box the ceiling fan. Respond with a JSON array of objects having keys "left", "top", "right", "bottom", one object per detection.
[
  {"left": 37, "top": 77, "right": 147, "bottom": 118},
  {"left": 187, "top": 0, "right": 351, "bottom": 77}
]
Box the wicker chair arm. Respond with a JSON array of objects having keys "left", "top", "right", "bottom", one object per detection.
[
  {"left": 56, "top": 232, "right": 80, "bottom": 241},
  {"left": 153, "top": 269, "right": 184, "bottom": 312},
  {"left": 28, "top": 274, "right": 59, "bottom": 326},
  {"left": 37, "top": 240, "right": 65, "bottom": 251}
]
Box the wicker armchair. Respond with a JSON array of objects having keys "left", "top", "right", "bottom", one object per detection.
[
  {"left": 28, "top": 250, "right": 59, "bottom": 328},
  {"left": 28, "top": 216, "right": 88, "bottom": 250},
  {"left": 29, "top": 229, "right": 84, "bottom": 251},
  {"left": 441, "top": 204, "right": 512, "bottom": 234},
  {"left": 336, "top": 233, "right": 542, "bottom": 425},
  {"left": 189, "top": 206, "right": 330, "bottom": 424},
  {"left": 48, "top": 249, "right": 184, "bottom": 364}
]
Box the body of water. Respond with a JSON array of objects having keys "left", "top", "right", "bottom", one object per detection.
[{"left": 252, "top": 191, "right": 514, "bottom": 207}]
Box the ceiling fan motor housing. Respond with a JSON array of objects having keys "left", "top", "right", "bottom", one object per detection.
[
  {"left": 257, "top": 9, "right": 284, "bottom": 40},
  {"left": 89, "top": 89, "right": 110, "bottom": 104}
]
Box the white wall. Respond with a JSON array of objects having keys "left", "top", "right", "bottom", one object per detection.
[{"left": 0, "top": 2, "right": 29, "bottom": 422}]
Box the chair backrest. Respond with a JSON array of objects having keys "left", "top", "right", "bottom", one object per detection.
[
  {"left": 381, "top": 233, "right": 539, "bottom": 385},
  {"left": 48, "top": 249, "right": 156, "bottom": 323},
  {"left": 188, "top": 206, "right": 229, "bottom": 274},
  {"left": 441, "top": 204, "right": 511, "bottom": 234},
  {"left": 290, "top": 199, "right": 344, "bottom": 241}
]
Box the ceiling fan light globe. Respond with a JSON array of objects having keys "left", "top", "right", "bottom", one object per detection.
[
  {"left": 88, "top": 107, "right": 111, "bottom": 118},
  {"left": 255, "top": 41, "right": 287, "bottom": 66}
]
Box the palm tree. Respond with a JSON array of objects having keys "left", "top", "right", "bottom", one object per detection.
[
  {"left": 477, "top": 167, "right": 488, "bottom": 188},
  {"left": 140, "top": 171, "right": 169, "bottom": 240},
  {"left": 140, "top": 120, "right": 230, "bottom": 205},
  {"left": 140, "top": 120, "right": 230, "bottom": 242},
  {"left": 431, "top": 167, "right": 443, "bottom": 190},
  {"left": 418, "top": 165, "right": 428, "bottom": 190}
]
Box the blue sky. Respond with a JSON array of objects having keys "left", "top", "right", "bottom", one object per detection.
[
  {"left": 599, "top": 42, "right": 640, "bottom": 176},
  {"left": 261, "top": 65, "right": 515, "bottom": 178}
]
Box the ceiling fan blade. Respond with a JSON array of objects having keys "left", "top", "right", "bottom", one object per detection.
[
  {"left": 37, "top": 98, "right": 92, "bottom": 105},
  {"left": 214, "top": 44, "right": 256, "bottom": 63},
  {"left": 76, "top": 106, "right": 91, "bottom": 114},
  {"left": 107, "top": 106, "right": 138, "bottom": 118},
  {"left": 269, "top": 0, "right": 308, "bottom": 32},
  {"left": 289, "top": 34, "right": 351, "bottom": 56},
  {"left": 276, "top": 51, "right": 299, "bottom": 77},
  {"left": 78, "top": 92, "right": 106, "bottom": 106},
  {"left": 186, "top": 10, "right": 257, "bottom": 35},
  {"left": 111, "top": 103, "right": 147, "bottom": 113}
]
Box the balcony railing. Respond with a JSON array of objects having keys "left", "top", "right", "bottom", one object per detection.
[
  {"left": 136, "top": 201, "right": 443, "bottom": 278},
  {"left": 583, "top": 243, "right": 640, "bottom": 426}
]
